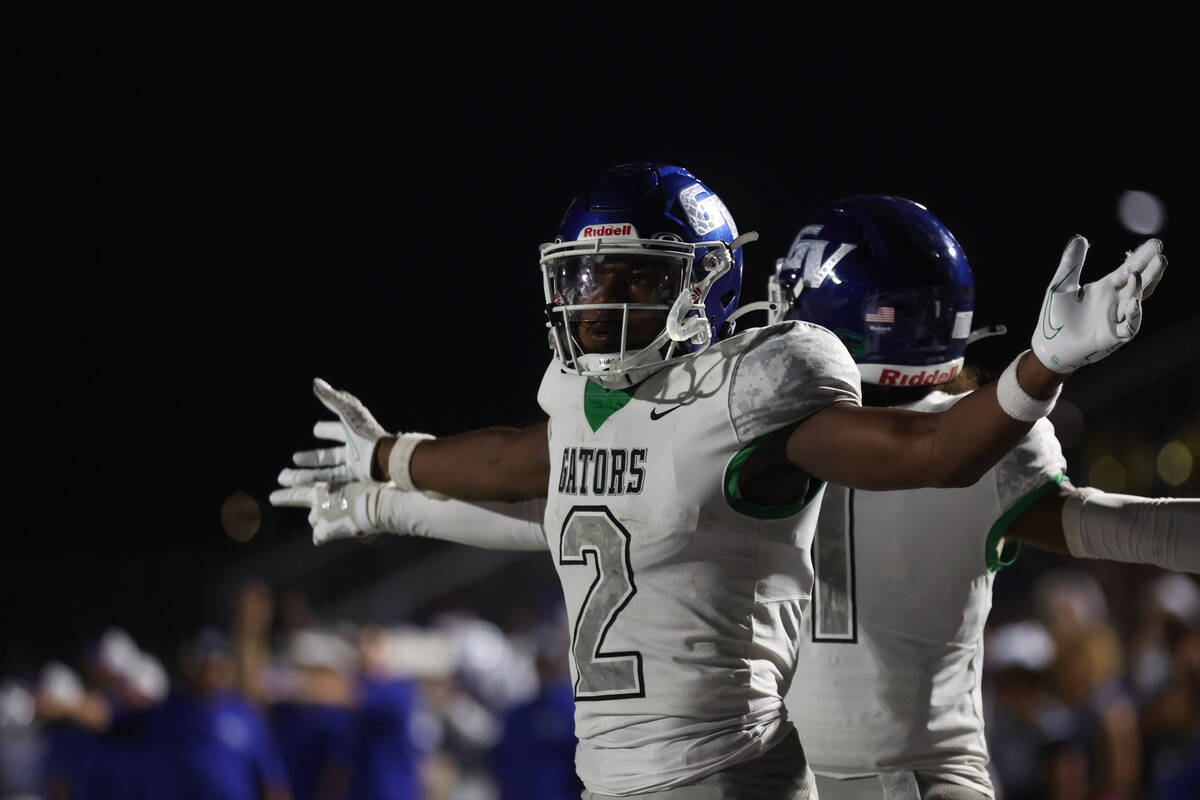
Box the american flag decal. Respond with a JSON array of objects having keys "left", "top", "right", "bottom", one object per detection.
[{"left": 865, "top": 306, "right": 895, "bottom": 323}]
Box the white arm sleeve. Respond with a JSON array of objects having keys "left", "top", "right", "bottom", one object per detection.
[
  {"left": 1063, "top": 488, "right": 1200, "bottom": 573},
  {"left": 372, "top": 488, "right": 548, "bottom": 552}
]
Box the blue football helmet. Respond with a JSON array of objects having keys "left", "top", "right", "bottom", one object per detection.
[
  {"left": 541, "top": 163, "right": 756, "bottom": 388},
  {"left": 770, "top": 195, "right": 986, "bottom": 387}
]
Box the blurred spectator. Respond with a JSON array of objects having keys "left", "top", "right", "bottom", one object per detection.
[
  {"left": 493, "top": 615, "right": 581, "bottom": 800},
  {"left": 985, "top": 620, "right": 1092, "bottom": 800},
  {"left": 1034, "top": 569, "right": 1110, "bottom": 643},
  {"left": 434, "top": 612, "right": 538, "bottom": 713},
  {"left": 152, "top": 628, "right": 292, "bottom": 800},
  {"left": 0, "top": 680, "right": 41, "bottom": 799},
  {"left": 37, "top": 634, "right": 169, "bottom": 800},
  {"left": 232, "top": 579, "right": 276, "bottom": 705},
  {"left": 347, "top": 625, "right": 432, "bottom": 800},
  {"left": 1036, "top": 570, "right": 1142, "bottom": 798},
  {"left": 35, "top": 661, "right": 98, "bottom": 800},
  {"left": 272, "top": 627, "right": 357, "bottom": 800},
  {"left": 1134, "top": 574, "right": 1200, "bottom": 798},
  {"left": 410, "top": 611, "right": 541, "bottom": 799}
]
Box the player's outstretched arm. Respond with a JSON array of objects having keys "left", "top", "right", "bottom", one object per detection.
[
  {"left": 785, "top": 237, "right": 1165, "bottom": 491},
  {"left": 786, "top": 356, "right": 1059, "bottom": 489},
  {"left": 378, "top": 423, "right": 552, "bottom": 503},
  {"left": 1006, "top": 482, "right": 1200, "bottom": 573},
  {"left": 277, "top": 378, "right": 552, "bottom": 502},
  {"left": 270, "top": 481, "right": 548, "bottom": 550}
]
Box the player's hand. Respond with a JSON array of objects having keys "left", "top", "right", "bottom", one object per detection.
[
  {"left": 278, "top": 379, "right": 391, "bottom": 486},
  {"left": 1032, "top": 236, "right": 1166, "bottom": 373},
  {"left": 269, "top": 482, "right": 383, "bottom": 545}
]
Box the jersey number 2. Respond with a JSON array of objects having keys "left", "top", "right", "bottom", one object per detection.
[
  {"left": 559, "top": 506, "right": 646, "bottom": 700},
  {"left": 811, "top": 485, "right": 858, "bottom": 642}
]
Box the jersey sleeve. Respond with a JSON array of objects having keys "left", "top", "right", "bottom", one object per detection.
[
  {"left": 728, "top": 321, "right": 862, "bottom": 443},
  {"left": 994, "top": 417, "right": 1069, "bottom": 509},
  {"left": 985, "top": 416, "right": 1069, "bottom": 570}
]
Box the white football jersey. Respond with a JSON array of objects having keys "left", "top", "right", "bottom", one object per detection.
[
  {"left": 538, "top": 321, "right": 860, "bottom": 795},
  {"left": 786, "top": 390, "right": 1068, "bottom": 798}
]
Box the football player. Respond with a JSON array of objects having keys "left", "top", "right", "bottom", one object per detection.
[
  {"left": 271, "top": 164, "right": 1166, "bottom": 799},
  {"left": 768, "top": 195, "right": 1197, "bottom": 800}
]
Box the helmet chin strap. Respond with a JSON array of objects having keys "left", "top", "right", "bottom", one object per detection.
[{"left": 578, "top": 327, "right": 679, "bottom": 388}]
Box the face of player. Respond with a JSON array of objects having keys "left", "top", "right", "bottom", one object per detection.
[{"left": 566, "top": 256, "right": 681, "bottom": 353}]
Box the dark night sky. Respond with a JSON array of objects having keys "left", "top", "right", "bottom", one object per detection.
[{"left": 9, "top": 8, "right": 1198, "bottom": 665}]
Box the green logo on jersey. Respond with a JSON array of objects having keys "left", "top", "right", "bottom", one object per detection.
[{"left": 584, "top": 381, "right": 636, "bottom": 432}]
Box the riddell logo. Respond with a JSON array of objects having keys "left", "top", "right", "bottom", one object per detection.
[
  {"left": 878, "top": 364, "right": 961, "bottom": 386},
  {"left": 579, "top": 223, "right": 636, "bottom": 239}
]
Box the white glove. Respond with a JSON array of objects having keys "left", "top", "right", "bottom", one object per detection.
[
  {"left": 269, "top": 482, "right": 383, "bottom": 545},
  {"left": 1032, "top": 236, "right": 1166, "bottom": 373},
  {"left": 278, "top": 379, "right": 390, "bottom": 486}
]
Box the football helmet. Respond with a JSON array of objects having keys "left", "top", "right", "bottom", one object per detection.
[
  {"left": 541, "top": 163, "right": 756, "bottom": 388},
  {"left": 769, "top": 195, "right": 994, "bottom": 387}
]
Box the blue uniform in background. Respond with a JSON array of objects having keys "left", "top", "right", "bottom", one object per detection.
[
  {"left": 348, "top": 676, "right": 423, "bottom": 800},
  {"left": 494, "top": 677, "right": 582, "bottom": 800},
  {"left": 272, "top": 701, "right": 354, "bottom": 800},
  {"left": 42, "top": 707, "right": 171, "bottom": 800},
  {"left": 152, "top": 691, "right": 290, "bottom": 800},
  {"left": 41, "top": 721, "right": 102, "bottom": 800}
]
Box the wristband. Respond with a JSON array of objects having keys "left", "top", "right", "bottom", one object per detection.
[
  {"left": 387, "top": 433, "right": 435, "bottom": 491},
  {"left": 997, "top": 351, "right": 1060, "bottom": 422}
]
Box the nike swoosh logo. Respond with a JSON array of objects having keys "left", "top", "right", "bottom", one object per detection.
[
  {"left": 1040, "top": 266, "right": 1077, "bottom": 341},
  {"left": 650, "top": 405, "right": 685, "bottom": 420}
]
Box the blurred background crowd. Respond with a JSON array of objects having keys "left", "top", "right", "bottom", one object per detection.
[
  {"left": 0, "top": 571, "right": 582, "bottom": 800},
  {"left": 985, "top": 563, "right": 1199, "bottom": 799},
  {"left": 1, "top": 552, "right": 1196, "bottom": 799}
]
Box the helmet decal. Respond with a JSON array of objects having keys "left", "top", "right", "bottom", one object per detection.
[
  {"left": 678, "top": 183, "right": 738, "bottom": 238},
  {"left": 578, "top": 223, "right": 639, "bottom": 239},
  {"left": 864, "top": 305, "right": 896, "bottom": 324},
  {"left": 782, "top": 225, "right": 858, "bottom": 293}
]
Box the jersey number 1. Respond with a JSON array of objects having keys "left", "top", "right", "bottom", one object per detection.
[
  {"left": 811, "top": 485, "right": 858, "bottom": 642},
  {"left": 559, "top": 506, "right": 646, "bottom": 700}
]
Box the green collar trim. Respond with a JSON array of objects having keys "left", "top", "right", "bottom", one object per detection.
[
  {"left": 583, "top": 381, "right": 637, "bottom": 432},
  {"left": 985, "top": 473, "right": 1069, "bottom": 572},
  {"left": 724, "top": 437, "right": 824, "bottom": 520}
]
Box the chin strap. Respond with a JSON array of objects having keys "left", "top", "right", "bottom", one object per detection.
[{"left": 579, "top": 326, "right": 679, "bottom": 389}]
